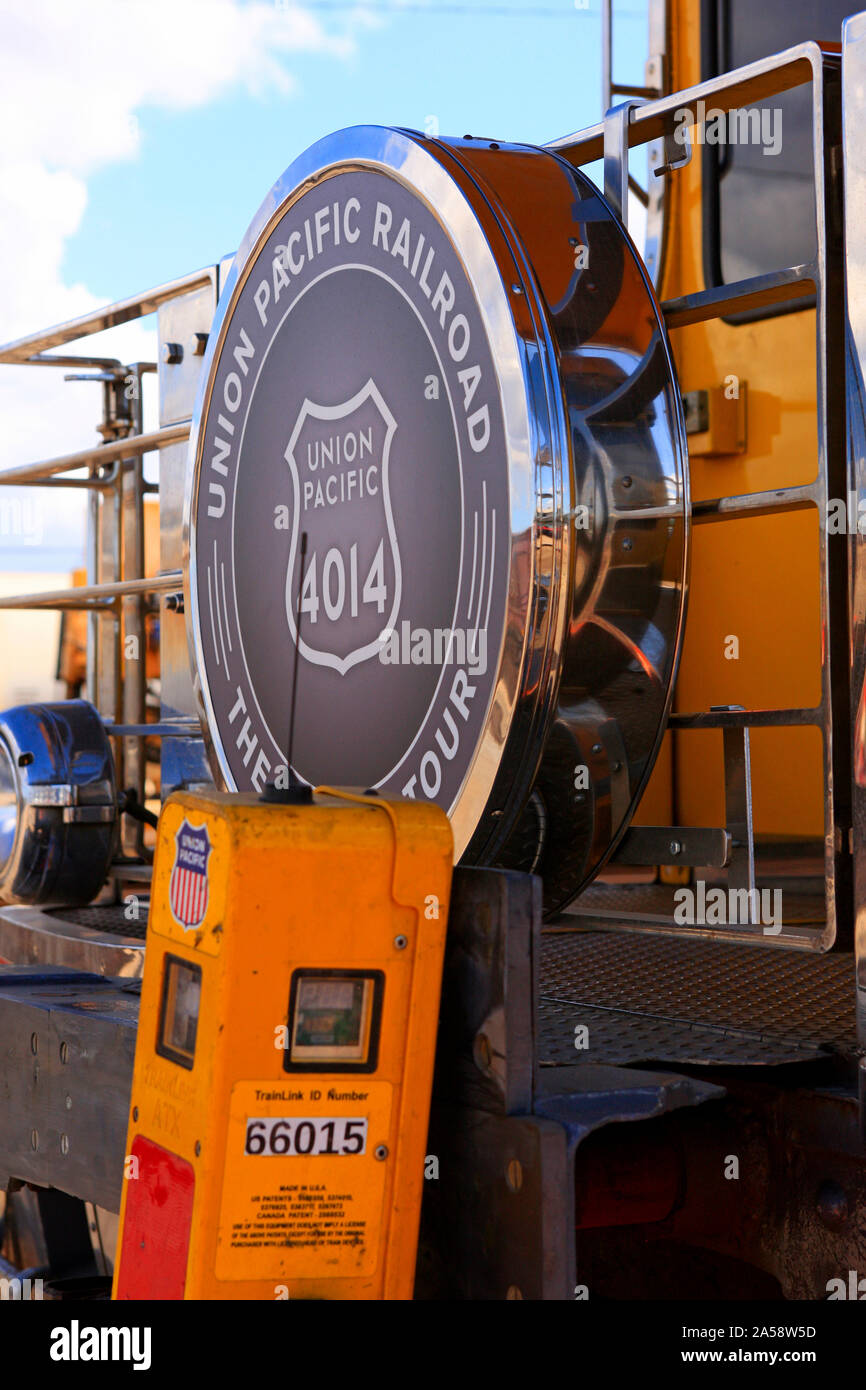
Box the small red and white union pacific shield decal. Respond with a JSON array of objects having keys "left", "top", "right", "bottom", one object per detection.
[{"left": 168, "top": 820, "right": 212, "bottom": 929}]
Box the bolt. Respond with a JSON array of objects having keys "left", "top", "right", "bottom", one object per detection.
[
  {"left": 30, "top": 1129, "right": 38, "bottom": 1151},
  {"left": 670, "top": 840, "right": 682, "bottom": 856},
  {"left": 506, "top": 1159, "right": 523, "bottom": 1192},
  {"left": 394, "top": 934, "right": 408, "bottom": 950},
  {"left": 621, "top": 475, "right": 633, "bottom": 488},
  {"left": 65, "top": 1095, "right": 72, "bottom": 1111},
  {"left": 30, "top": 1032, "right": 38, "bottom": 1055},
  {"left": 60, "top": 1040, "right": 68, "bottom": 1064},
  {"left": 60, "top": 1134, "right": 69, "bottom": 1156},
  {"left": 195, "top": 1140, "right": 202, "bottom": 1157},
  {"left": 511, "top": 283, "right": 523, "bottom": 295},
  {"left": 374, "top": 1145, "right": 388, "bottom": 1161},
  {"left": 591, "top": 743, "right": 602, "bottom": 755},
  {"left": 192, "top": 332, "right": 209, "bottom": 357},
  {"left": 622, "top": 536, "right": 633, "bottom": 551},
  {"left": 132, "top": 1106, "right": 139, "bottom": 1122},
  {"left": 162, "top": 341, "right": 183, "bottom": 366}
]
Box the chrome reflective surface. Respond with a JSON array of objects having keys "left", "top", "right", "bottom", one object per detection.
[
  {"left": 442, "top": 137, "right": 689, "bottom": 909},
  {"left": 184, "top": 125, "right": 689, "bottom": 913},
  {"left": 0, "top": 701, "right": 117, "bottom": 907},
  {"left": 0, "top": 739, "right": 16, "bottom": 874}
]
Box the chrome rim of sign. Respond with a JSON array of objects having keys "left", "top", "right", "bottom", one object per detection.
[{"left": 184, "top": 125, "right": 689, "bottom": 914}]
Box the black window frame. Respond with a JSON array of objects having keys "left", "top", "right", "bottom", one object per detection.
[{"left": 700, "top": 0, "right": 820, "bottom": 323}]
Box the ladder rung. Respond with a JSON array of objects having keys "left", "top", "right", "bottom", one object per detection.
[
  {"left": 669, "top": 708, "right": 822, "bottom": 729},
  {"left": 0, "top": 573, "right": 182, "bottom": 613},
  {"left": 692, "top": 485, "right": 816, "bottom": 523},
  {"left": 0, "top": 423, "right": 189, "bottom": 487},
  {"left": 662, "top": 265, "right": 816, "bottom": 329}
]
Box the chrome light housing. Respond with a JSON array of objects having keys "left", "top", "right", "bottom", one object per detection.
[{"left": 0, "top": 700, "right": 118, "bottom": 907}]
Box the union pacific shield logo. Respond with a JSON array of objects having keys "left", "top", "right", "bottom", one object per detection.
[
  {"left": 168, "top": 820, "right": 212, "bottom": 929},
  {"left": 284, "top": 378, "right": 401, "bottom": 675}
]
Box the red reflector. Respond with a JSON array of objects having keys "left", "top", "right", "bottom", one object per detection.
[{"left": 115, "top": 1136, "right": 195, "bottom": 1299}]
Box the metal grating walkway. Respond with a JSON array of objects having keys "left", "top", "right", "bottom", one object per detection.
[
  {"left": 49, "top": 904, "right": 149, "bottom": 941},
  {"left": 539, "top": 927, "right": 858, "bottom": 1067}
]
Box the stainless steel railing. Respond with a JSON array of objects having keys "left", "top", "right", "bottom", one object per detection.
[{"left": 0, "top": 269, "right": 212, "bottom": 866}]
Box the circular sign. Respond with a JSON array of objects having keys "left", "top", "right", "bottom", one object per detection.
[
  {"left": 186, "top": 130, "right": 532, "bottom": 859},
  {"left": 186, "top": 126, "right": 689, "bottom": 912}
]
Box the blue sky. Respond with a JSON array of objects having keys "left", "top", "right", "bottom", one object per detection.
[
  {"left": 0, "top": 0, "right": 650, "bottom": 571},
  {"left": 67, "top": 1, "right": 648, "bottom": 296}
]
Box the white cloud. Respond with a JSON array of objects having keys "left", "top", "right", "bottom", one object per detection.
[
  {"left": 0, "top": 0, "right": 356, "bottom": 569},
  {"left": 0, "top": 0, "right": 352, "bottom": 176}
]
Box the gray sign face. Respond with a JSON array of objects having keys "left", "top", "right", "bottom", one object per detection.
[{"left": 190, "top": 167, "right": 510, "bottom": 812}]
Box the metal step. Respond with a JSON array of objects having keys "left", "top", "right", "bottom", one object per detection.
[{"left": 539, "top": 924, "right": 856, "bottom": 1068}]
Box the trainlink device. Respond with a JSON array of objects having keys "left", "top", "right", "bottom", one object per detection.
[{"left": 113, "top": 786, "right": 452, "bottom": 1300}]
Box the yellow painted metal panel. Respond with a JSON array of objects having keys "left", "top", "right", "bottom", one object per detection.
[{"left": 114, "top": 788, "right": 453, "bottom": 1300}]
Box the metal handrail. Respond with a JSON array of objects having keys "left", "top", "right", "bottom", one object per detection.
[
  {"left": 561, "top": 36, "right": 844, "bottom": 951},
  {"left": 0, "top": 268, "right": 213, "bottom": 365},
  {"left": 551, "top": 40, "right": 834, "bottom": 166},
  {"left": 0, "top": 423, "right": 190, "bottom": 488},
  {"left": 662, "top": 265, "right": 817, "bottom": 328},
  {"left": 0, "top": 573, "right": 182, "bottom": 613},
  {"left": 0, "top": 269, "right": 216, "bottom": 865}
]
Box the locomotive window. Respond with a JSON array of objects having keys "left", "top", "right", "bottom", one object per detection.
[{"left": 701, "top": 0, "right": 850, "bottom": 318}]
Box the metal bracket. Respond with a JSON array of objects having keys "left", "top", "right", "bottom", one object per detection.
[
  {"left": 433, "top": 865, "right": 540, "bottom": 1116},
  {"left": 613, "top": 826, "right": 731, "bottom": 868},
  {"left": 418, "top": 866, "right": 725, "bottom": 1298},
  {"left": 715, "top": 704, "right": 758, "bottom": 914},
  {"left": 0, "top": 966, "right": 137, "bottom": 1212},
  {"left": 608, "top": 706, "right": 756, "bottom": 916},
  {"left": 653, "top": 113, "right": 692, "bottom": 177},
  {"left": 603, "top": 99, "right": 643, "bottom": 225}
]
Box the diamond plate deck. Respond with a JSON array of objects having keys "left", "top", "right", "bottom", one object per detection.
[
  {"left": 49, "top": 905, "right": 149, "bottom": 941},
  {"left": 559, "top": 878, "right": 834, "bottom": 952},
  {"left": 539, "top": 927, "right": 857, "bottom": 1067}
]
